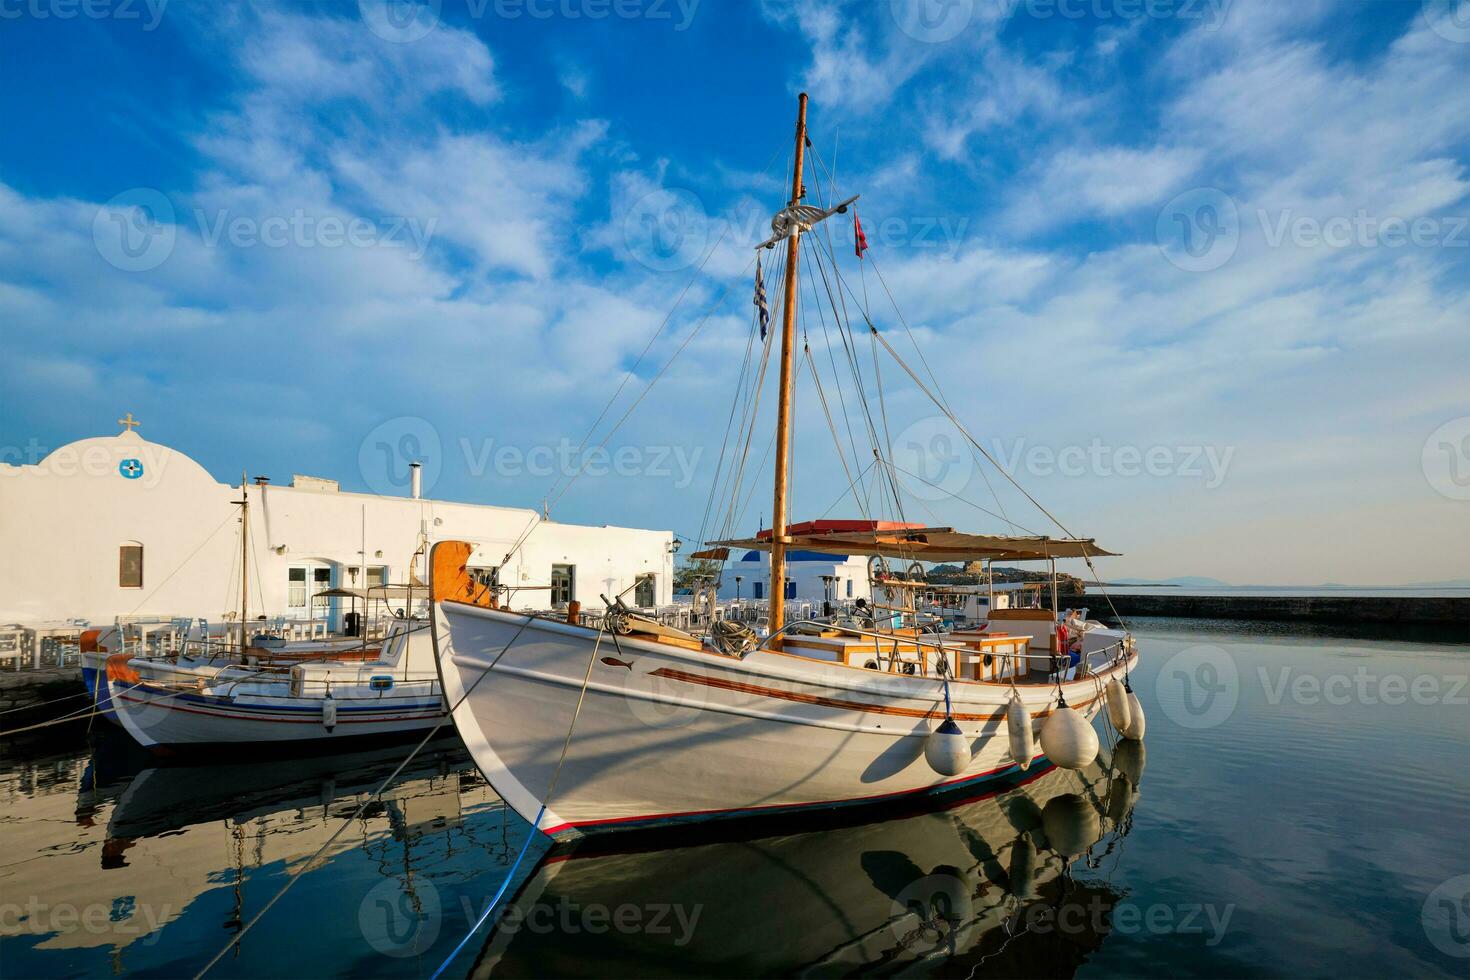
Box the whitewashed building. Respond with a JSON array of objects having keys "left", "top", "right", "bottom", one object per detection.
[
  {"left": 716, "top": 550, "right": 874, "bottom": 605},
  {"left": 0, "top": 423, "right": 674, "bottom": 629}
]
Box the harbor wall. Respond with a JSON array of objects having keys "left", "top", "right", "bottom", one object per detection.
[{"left": 1067, "top": 592, "right": 1470, "bottom": 629}]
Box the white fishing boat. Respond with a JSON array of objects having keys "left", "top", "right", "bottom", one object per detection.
[
  {"left": 80, "top": 618, "right": 378, "bottom": 722},
  {"left": 431, "top": 95, "right": 1147, "bottom": 843},
  {"left": 105, "top": 615, "right": 446, "bottom": 750}
]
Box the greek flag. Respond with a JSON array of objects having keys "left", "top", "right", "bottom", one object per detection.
[{"left": 754, "top": 256, "right": 770, "bottom": 340}]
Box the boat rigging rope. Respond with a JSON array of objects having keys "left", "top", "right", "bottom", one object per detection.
[
  {"left": 694, "top": 284, "right": 767, "bottom": 549},
  {"left": 707, "top": 245, "right": 786, "bottom": 545},
  {"left": 813, "top": 456, "right": 879, "bottom": 520},
  {"left": 803, "top": 235, "right": 900, "bottom": 516},
  {"left": 496, "top": 209, "right": 777, "bottom": 581},
  {"left": 802, "top": 343, "right": 870, "bottom": 523},
  {"left": 805, "top": 226, "right": 1017, "bottom": 536},
  {"left": 542, "top": 140, "right": 787, "bottom": 521},
  {"left": 802, "top": 229, "right": 871, "bottom": 508},
  {"left": 799, "top": 233, "right": 913, "bottom": 569},
  {"left": 875, "top": 456, "right": 1041, "bottom": 535},
  {"left": 862, "top": 247, "right": 1016, "bottom": 534}
]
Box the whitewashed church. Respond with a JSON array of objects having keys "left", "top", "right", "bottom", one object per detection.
[{"left": 0, "top": 419, "right": 675, "bottom": 629}]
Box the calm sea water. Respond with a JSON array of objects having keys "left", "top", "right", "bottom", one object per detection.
[
  {"left": 2, "top": 620, "right": 1468, "bottom": 978},
  {"left": 1093, "top": 586, "right": 1470, "bottom": 598}
]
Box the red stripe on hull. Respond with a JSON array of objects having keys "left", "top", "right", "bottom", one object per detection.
[{"left": 648, "top": 665, "right": 1101, "bottom": 722}]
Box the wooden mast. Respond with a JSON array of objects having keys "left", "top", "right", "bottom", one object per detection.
[
  {"left": 238, "top": 471, "right": 249, "bottom": 657},
  {"left": 768, "top": 93, "right": 808, "bottom": 644}
]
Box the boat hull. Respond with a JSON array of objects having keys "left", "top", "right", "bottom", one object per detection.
[
  {"left": 432, "top": 601, "right": 1132, "bottom": 841},
  {"left": 106, "top": 677, "right": 445, "bottom": 750},
  {"left": 80, "top": 651, "right": 118, "bottom": 723}
]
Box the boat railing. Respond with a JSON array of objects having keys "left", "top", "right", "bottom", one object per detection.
[
  {"left": 283, "top": 675, "right": 443, "bottom": 700},
  {"left": 140, "top": 661, "right": 443, "bottom": 701},
  {"left": 761, "top": 619, "right": 1131, "bottom": 684}
]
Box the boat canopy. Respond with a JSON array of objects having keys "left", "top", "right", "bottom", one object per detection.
[
  {"left": 709, "top": 521, "right": 1118, "bottom": 563},
  {"left": 314, "top": 585, "right": 427, "bottom": 601}
]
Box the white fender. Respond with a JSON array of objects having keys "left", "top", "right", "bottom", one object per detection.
[
  {"left": 1039, "top": 703, "right": 1099, "bottom": 770},
  {"left": 1122, "top": 690, "right": 1146, "bottom": 740},
  {"left": 924, "top": 717, "right": 972, "bottom": 777},
  {"left": 1006, "top": 695, "right": 1034, "bottom": 771},
  {"left": 1104, "top": 678, "right": 1132, "bottom": 731},
  {"left": 321, "top": 694, "right": 338, "bottom": 732}
]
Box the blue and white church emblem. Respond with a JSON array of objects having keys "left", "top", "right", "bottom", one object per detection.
[{"left": 119, "top": 458, "right": 144, "bottom": 480}]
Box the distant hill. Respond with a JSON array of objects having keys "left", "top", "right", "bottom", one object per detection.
[
  {"left": 1108, "top": 576, "right": 1231, "bottom": 588},
  {"left": 927, "top": 564, "right": 1084, "bottom": 591}
]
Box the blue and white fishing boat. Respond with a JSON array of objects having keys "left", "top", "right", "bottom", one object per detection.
[{"left": 105, "top": 615, "right": 445, "bottom": 750}]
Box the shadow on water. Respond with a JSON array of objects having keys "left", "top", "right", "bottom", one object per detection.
[{"left": 1, "top": 721, "right": 1147, "bottom": 979}]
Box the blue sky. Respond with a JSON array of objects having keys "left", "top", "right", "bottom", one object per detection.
[{"left": 1, "top": 0, "right": 1467, "bottom": 585}]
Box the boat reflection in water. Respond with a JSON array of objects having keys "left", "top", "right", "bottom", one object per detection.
[
  {"left": 1, "top": 733, "right": 509, "bottom": 971},
  {"left": 476, "top": 740, "right": 1146, "bottom": 978}
]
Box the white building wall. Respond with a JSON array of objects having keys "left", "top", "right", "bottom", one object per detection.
[
  {"left": 716, "top": 551, "right": 873, "bottom": 604},
  {"left": 0, "top": 430, "right": 673, "bottom": 627}
]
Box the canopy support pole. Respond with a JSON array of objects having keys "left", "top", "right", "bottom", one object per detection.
[
  {"left": 238, "top": 473, "right": 249, "bottom": 661},
  {"left": 1050, "top": 558, "right": 1058, "bottom": 618}
]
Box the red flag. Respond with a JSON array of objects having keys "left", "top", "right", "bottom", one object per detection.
[{"left": 854, "top": 212, "right": 869, "bottom": 259}]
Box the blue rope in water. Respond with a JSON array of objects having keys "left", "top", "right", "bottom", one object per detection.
[{"left": 430, "top": 804, "right": 546, "bottom": 980}]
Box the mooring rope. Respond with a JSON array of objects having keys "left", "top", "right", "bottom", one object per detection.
[
  {"left": 429, "top": 626, "right": 607, "bottom": 979},
  {"left": 0, "top": 687, "right": 92, "bottom": 717},
  {"left": 193, "top": 612, "right": 542, "bottom": 979},
  {"left": 0, "top": 703, "right": 110, "bottom": 737},
  {"left": 0, "top": 678, "right": 151, "bottom": 737}
]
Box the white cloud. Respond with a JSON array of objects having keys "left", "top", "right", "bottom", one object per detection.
[{"left": 1004, "top": 145, "right": 1204, "bottom": 232}]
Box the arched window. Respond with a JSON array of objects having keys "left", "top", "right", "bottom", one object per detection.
[{"left": 119, "top": 543, "right": 143, "bottom": 588}]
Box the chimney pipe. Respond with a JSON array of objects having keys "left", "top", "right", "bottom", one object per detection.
[{"left": 409, "top": 461, "right": 422, "bottom": 499}]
